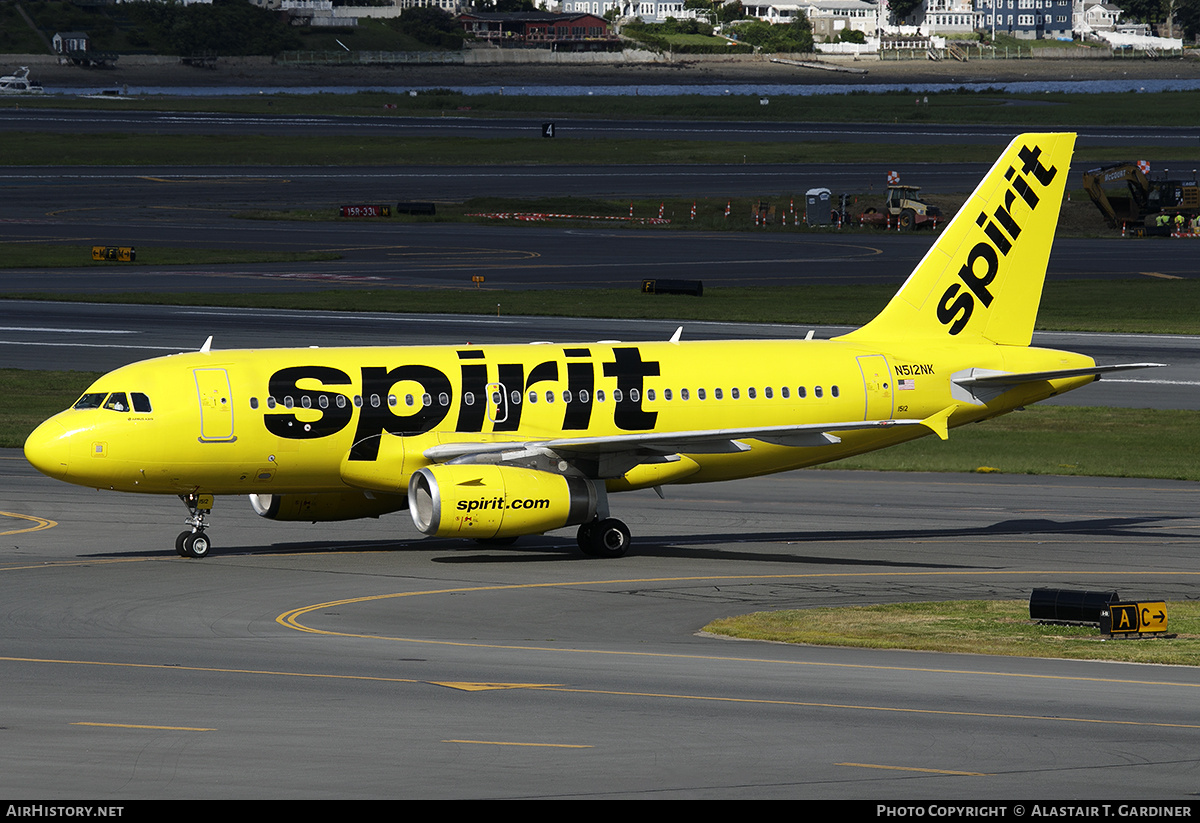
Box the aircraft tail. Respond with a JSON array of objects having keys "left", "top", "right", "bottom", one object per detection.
[{"left": 839, "top": 133, "right": 1075, "bottom": 348}]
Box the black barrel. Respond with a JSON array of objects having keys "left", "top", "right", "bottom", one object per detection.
[{"left": 1029, "top": 588, "right": 1120, "bottom": 623}]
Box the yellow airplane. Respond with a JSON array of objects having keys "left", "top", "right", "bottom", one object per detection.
[{"left": 24, "top": 133, "right": 1159, "bottom": 559}]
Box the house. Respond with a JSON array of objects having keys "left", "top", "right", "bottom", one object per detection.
[
  {"left": 920, "top": 0, "right": 978, "bottom": 34},
  {"left": 52, "top": 31, "right": 119, "bottom": 65},
  {"left": 804, "top": 0, "right": 881, "bottom": 40},
  {"left": 1078, "top": 0, "right": 1122, "bottom": 33},
  {"left": 52, "top": 32, "right": 91, "bottom": 55},
  {"left": 458, "top": 12, "right": 619, "bottom": 49},
  {"left": 971, "top": 0, "right": 1073, "bottom": 39}
]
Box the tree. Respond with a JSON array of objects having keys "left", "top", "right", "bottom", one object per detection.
[
  {"left": 397, "top": 7, "right": 465, "bottom": 49},
  {"left": 1120, "top": 0, "right": 1192, "bottom": 38},
  {"left": 1176, "top": 0, "right": 1200, "bottom": 39},
  {"left": 886, "top": 0, "right": 925, "bottom": 24},
  {"left": 731, "top": 17, "right": 812, "bottom": 52},
  {"left": 125, "top": 0, "right": 301, "bottom": 56}
]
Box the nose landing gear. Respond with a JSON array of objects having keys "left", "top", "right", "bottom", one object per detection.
[{"left": 176, "top": 492, "right": 214, "bottom": 558}]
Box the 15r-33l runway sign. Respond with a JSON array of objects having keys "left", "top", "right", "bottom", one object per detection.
[{"left": 1101, "top": 601, "right": 1169, "bottom": 635}]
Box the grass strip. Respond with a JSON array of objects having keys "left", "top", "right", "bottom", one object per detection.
[
  {"left": 0, "top": 369, "right": 103, "bottom": 448},
  {"left": 704, "top": 600, "right": 1200, "bottom": 665},
  {"left": 1, "top": 132, "right": 1197, "bottom": 167},
  {"left": 233, "top": 188, "right": 1111, "bottom": 236},
  {"left": 6, "top": 278, "right": 1200, "bottom": 334},
  {"left": 820, "top": 406, "right": 1200, "bottom": 482}
]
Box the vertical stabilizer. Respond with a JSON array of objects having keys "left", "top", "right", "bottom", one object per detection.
[{"left": 839, "top": 133, "right": 1075, "bottom": 347}]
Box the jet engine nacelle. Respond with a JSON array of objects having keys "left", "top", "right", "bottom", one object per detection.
[
  {"left": 408, "top": 464, "right": 597, "bottom": 539},
  {"left": 249, "top": 491, "right": 408, "bottom": 522}
]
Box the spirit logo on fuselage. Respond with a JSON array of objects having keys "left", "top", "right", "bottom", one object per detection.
[
  {"left": 936, "top": 143, "right": 1059, "bottom": 335},
  {"left": 262, "top": 347, "right": 661, "bottom": 460}
]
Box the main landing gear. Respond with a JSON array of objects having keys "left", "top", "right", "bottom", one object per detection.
[
  {"left": 176, "top": 492, "right": 214, "bottom": 559},
  {"left": 577, "top": 518, "right": 631, "bottom": 558}
]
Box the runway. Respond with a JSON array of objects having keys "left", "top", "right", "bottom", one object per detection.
[{"left": 3, "top": 453, "right": 1199, "bottom": 798}]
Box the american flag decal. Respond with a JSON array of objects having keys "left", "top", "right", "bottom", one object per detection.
[{"left": 898, "top": 379, "right": 916, "bottom": 390}]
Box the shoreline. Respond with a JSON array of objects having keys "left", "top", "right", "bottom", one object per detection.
[{"left": 4, "top": 51, "right": 1199, "bottom": 92}]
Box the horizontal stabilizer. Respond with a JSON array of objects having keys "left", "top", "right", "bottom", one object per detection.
[{"left": 952, "top": 363, "right": 1165, "bottom": 405}]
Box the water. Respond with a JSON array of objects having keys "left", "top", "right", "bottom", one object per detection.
[{"left": 45, "top": 76, "right": 1200, "bottom": 98}]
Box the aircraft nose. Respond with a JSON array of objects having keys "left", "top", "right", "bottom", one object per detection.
[{"left": 24, "top": 418, "right": 70, "bottom": 480}]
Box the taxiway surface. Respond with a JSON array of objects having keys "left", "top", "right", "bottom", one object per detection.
[{"left": 3, "top": 453, "right": 1199, "bottom": 799}]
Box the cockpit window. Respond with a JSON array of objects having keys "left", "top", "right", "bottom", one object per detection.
[
  {"left": 131, "top": 392, "right": 152, "bottom": 413},
  {"left": 103, "top": 393, "right": 129, "bottom": 412},
  {"left": 74, "top": 393, "right": 107, "bottom": 410}
]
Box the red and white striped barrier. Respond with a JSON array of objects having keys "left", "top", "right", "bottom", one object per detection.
[{"left": 466, "top": 212, "right": 671, "bottom": 225}]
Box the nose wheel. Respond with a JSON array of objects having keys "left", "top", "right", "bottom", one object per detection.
[
  {"left": 175, "top": 530, "right": 212, "bottom": 558},
  {"left": 176, "top": 492, "right": 214, "bottom": 559}
]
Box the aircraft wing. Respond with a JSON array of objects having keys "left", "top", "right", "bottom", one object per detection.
[{"left": 423, "top": 418, "right": 929, "bottom": 464}]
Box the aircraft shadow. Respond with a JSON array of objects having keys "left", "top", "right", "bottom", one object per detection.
[{"left": 80, "top": 512, "right": 1183, "bottom": 567}]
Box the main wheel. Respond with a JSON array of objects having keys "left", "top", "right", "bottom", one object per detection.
[
  {"left": 582, "top": 518, "right": 631, "bottom": 559},
  {"left": 577, "top": 521, "right": 597, "bottom": 554},
  {"left": 183, "top": 532, "right": 211, "bottom": 559}
]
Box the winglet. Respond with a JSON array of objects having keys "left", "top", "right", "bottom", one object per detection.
[
  {"left": 670, "top": 326, "right": 683, "bottom": 344},
  {"left": 199, "top": 335, "right": 213, "bottom": 354},
  {"left": 919, "top": 405, "right": 957, "bottom": 441}
]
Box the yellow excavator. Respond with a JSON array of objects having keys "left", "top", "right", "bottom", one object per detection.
[{"left": 1082, "top": 162, "right": 1200, "bottom": 230}]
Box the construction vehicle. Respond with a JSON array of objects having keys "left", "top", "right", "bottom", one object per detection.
[
  {"left": 857, "top": 184, "right": 942, "bottom": 230},
  {"left": 1082, "top": 162, "right": 1200, "bottom": 230}
]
